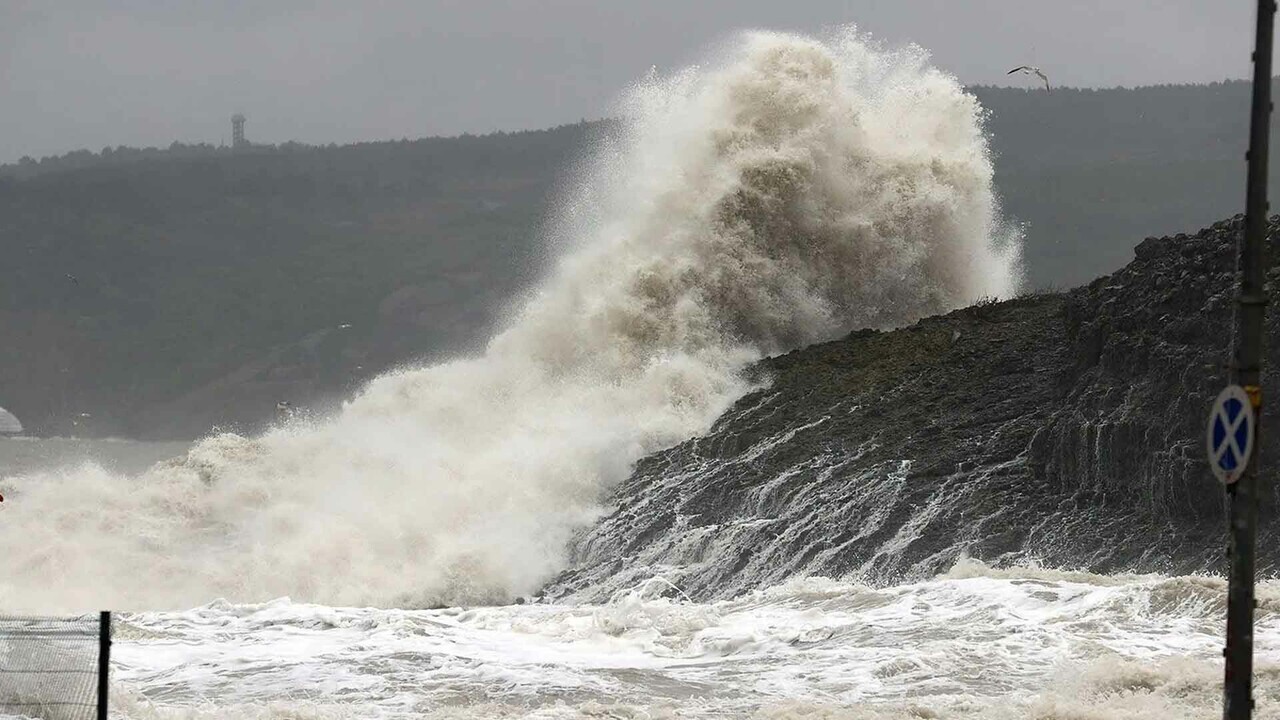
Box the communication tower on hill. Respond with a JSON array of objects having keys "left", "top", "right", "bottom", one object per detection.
[{"left": 231, "top": 113, "right": 247, "bottom": 149}]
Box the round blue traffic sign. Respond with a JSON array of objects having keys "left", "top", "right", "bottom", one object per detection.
[{"left": 1208, "top": 385, "right": 1255, "bottom": 484}]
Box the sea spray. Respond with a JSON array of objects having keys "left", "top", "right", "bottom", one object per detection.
[{"left": 0, "top": 28, "right": 1019, "bottom": 612}]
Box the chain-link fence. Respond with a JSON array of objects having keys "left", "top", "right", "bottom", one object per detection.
[{"left": 0, "top": 613, "right": 109, "bottom": 720}]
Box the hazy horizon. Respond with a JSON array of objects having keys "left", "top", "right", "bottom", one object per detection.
[
  {"left": 6, "top": 76, "right": 1267, "bottom": 167},
  {"left": 1, "top": 1, "right": 1260, "bottom": 163}
]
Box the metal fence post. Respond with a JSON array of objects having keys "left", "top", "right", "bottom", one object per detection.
[{"left": 97, "top": 611, "right": 110, "bottom": 720}]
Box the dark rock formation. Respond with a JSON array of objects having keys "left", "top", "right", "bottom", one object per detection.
[{"left": 543, "top": 217, "right": 1277, "bottom": 602}]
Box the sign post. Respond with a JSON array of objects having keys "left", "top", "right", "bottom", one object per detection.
[{"left": 1221, "top": 2, "right": 1276, "bottom": 718}]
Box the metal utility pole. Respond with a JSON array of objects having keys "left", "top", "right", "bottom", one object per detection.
[{"left": 1223, "top": 2, "right": 1276, "bottom": 718}]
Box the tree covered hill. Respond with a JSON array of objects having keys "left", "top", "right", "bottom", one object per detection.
[
  {"left": 0, "top": 124, "right": 597, "bottom": 437},
  {"left": 0, "top": 81, "right": 1271, "bottom": 438}
]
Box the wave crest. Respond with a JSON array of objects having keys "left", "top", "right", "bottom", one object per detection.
[{"left": 0, "top": 28, "right": 1019, "bottom": 612}]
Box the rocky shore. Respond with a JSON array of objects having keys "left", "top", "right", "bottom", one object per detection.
[{"left": 544, "top": 217, "right": 1280, "bottom": 601}]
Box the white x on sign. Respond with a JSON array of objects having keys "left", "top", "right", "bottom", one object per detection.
[{"left": 1208, "top": 385, "right": 1255, "bottom": 484}]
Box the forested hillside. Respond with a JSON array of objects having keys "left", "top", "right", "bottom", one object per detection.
[
  {"left": 0, "top": 82, "right": 1269, "bottom": 438},
  {"left": 0, "top": 124, "right": 597, "bottom": 437}
]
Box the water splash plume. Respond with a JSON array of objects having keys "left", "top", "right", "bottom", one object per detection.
[{"left": 0, "top": 28, "right": 1019, "bottom": 612}]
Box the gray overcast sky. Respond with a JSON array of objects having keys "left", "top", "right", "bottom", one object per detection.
[{"left": 0, "top": 1, "right": 1258, "bottom": 163}]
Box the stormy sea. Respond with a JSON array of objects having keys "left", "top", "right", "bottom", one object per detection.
[{"left": 3, "top": 29, "right": 1274, "bottom": 719}]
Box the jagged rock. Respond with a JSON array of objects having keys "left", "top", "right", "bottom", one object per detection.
[{"left": 542, "top": 215, "right": 1280, "bottom": 602}]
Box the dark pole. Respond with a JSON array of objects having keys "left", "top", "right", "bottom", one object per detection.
[
  {"left": 97, "top": 611, "right": 110, "bottom": 720},
  {"left": 1225, "top": 2, "right": 1275, "bottom": 719}
]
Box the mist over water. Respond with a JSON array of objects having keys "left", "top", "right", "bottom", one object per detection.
[{"left": 0, "top": 29, "right": 1019, "bottom": 613}]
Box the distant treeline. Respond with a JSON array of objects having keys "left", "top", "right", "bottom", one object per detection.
[
  {"left": 0, "top": 122, "right": 602, "bottom": 437},
  {"left": 0, "top": 82, "right": 1270, "bottom": 437},
  {"left": 0, "top": 124, "right": 603, "bottom": 179}
]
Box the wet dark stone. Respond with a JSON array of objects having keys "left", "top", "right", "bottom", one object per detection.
[{"left": 541, "top": 215, "right": 1280, "bottom": 602}]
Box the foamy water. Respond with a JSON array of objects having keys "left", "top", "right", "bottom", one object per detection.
[
  {"left": 101, "top": 563, "right": 1270, "bottom": 719},
  {"left": 0, "top": 28, "right": 1018, "bottom": 614}
]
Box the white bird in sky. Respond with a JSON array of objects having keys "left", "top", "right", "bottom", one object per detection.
[{"left": 1007, "top": 65, "right": 1050, "bottom": 92}]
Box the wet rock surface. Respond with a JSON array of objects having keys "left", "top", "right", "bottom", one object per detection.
[{"left": 544, "top": 217, "right": 1280, "bottom": 602}]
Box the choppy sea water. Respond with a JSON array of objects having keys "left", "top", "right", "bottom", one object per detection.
[
  {"left": 102, "top": 564, "right": 1278, "bottom": 720},
  {"left": 0, "top": 438, "right": 189, "bottom": 479}
]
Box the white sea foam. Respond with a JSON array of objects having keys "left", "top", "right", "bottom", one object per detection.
[
  {"left": 0, "top": 28, "right": 1018, "bottom": 613},
  {"left": 101, "top": 566, "right": 1272, "bottom": 719}
]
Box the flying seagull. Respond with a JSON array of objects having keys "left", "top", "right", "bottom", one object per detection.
[{"left": 1008, "top": 66, "right": 1050, "bottom": 92}]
